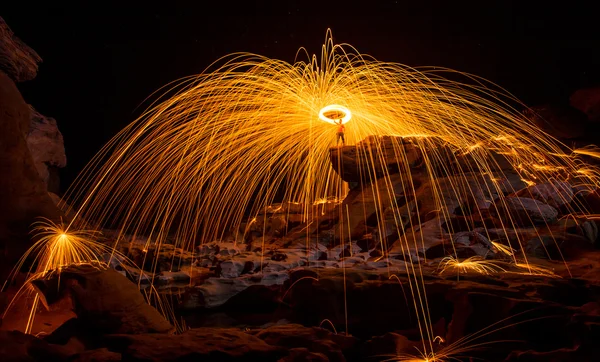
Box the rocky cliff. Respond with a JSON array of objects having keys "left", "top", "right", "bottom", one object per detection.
[{"left": 0, "top": 17, "right": 64, "bottom": 271}]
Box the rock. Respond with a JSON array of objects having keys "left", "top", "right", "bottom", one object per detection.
[
  {"left": 70, "top": 348, "right": 122, "bottom": 362},
  {"left": 31, "top": 264, "right": 174, "bottom": 334},
  {"left": 490, "top": 170, "right": 528, "bottom": 194},
  {"left": 252, "top": 324, "right": 357, "bottom": 362},
  {"left": 490, "top": 197, "right": 558, "bottom": 227},
  {"left": 218, "top": 259, "right": 246, "bottom": 278},
  {"left": 156, "top": 271, "right": 191, "bottom": 285},
  {"left": 329, "top": 135, "right": 425, "bottom": 183},
  {"left": 375, "top": 200, "right": 418, "bottom": 245},
  {"left": 260, "top": 271, "right": 290, "bottom": 285},
  {"left": 416, "top": 173, "right": 501, "bottom": 217},
  {"left": 570, "top": 87, "right": 600, "bottom": 122},
  {"left": 26, "top": 106, "right": 67, "bottom": 192},
  {"left": 515, "top": 181, "right": 574, "bottom": 209},
  {"left": 184, "top": 277, "right": 251, "bottom": 309},
  {"left": 0, "top": 70, "right": 61, "bottom": 251},
  {"left": 271, "top": 251, "right": 288, "bottom": 261},
  {"left": 0, "top": 330, "right": 70, "bottom": 361},
  {"left": 525, "top": 233, "right": 594, "bottom": 259},
  {"left": 197, "top": 242, "right": 240, "bottom": 257},
  {"left": 259, "top": 201, "right": 305, "bottom": 215},
  {"left": 523, "top": 105, "right": 588, "bottom": 139},
  {"left": 505, "top": 347, "right": 584, "bottom": 361},
  {"left": 278, "top": 348, "right": 328, "bottom": 362},
  {"left": 357, "top": 236, "right": 378, "bottom": 252},
  {"left": 105, "top": 328, "right": 284, "bottom": 361},
  {"left": 362, "top": 332, "right": 418, "bottom": 358},
  {"left": 478, "top": 227, "right": 537, "bottom": 250},
  {"left": 581, "top": 220, "right": 598, "bottom": 244},
  {"left": 579, "top": 189, "right": 600, "bottom": 215},
  {"left": 392, "top": 217, "right": 449, "bottom": 257},
  {"left": 450, "top": 231, "right": 495, "bottom": 258},
  {"left": 0, "top": 17, "right": 42, "bottom": 82},
  {"left": 341, "top": 172, "right": 420, "bottom": 240}
]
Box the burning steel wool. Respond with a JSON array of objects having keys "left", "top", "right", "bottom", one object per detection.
[{"left": 6, "top": 31, "right": 600, "bottom": 360}]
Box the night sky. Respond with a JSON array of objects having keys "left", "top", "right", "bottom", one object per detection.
[{"left": 2, "top": 1, "right": 599, "bottom": 192}]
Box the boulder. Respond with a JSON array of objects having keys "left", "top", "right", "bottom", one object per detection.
[
  {"left": 570, "top": 86, "right": 600, "bottom": 122},
  {"left": 523, "top": 105, "right": 588, "bottom": 139},
  {"left": 329, "top": 135, "right": 425, "bottom": 183},
  {"left": 526, "top": 232, "right": 594, "bottom": 259},
  {"left": 361, "top": 332, "right": 419, "bottom": 358},
  {"left": 393, "top": 216, "right": 449, "bottom": 257},
  {"left": 341, "top": 172, "right": 419, "bottom": 240},
  {"left": 279, "top": 348, "right": 328, "bottom": 362},
  {"left": 424, "top": 233, "right": 492, "bottom": 260},
  {"left": 490, "top": 170, "right": 528, "bottom": 194},
  {"left": 70, "top": 348, "right": 121, "bottom": 362},
  {"left": 31, "top": 264, "right": 174, "bottom": 335},
  {"left": 415, "top": 173, "right": 501, "bottom": 217},
  {"left": 251, "top": 324, "right": 357, "bottom": 362},
  {"left": 26, "top": 106, "right": 67, "bottom": 192},
  {"left": 0, "top": 330, "right": 70, "bottom": 361},
  {"left": 506, "top": 347, "right": 584, "bottom": 361},
  {"left": 490, "top": 197, "right": 558, "bottom": 227},
  {"left": 0, "top": 17, "right": 41, "bottom": 82},
  {"left": 515, "top": 181, "right": 574, "bottom": 209},
  {"left": 105, "top": 328, "right": 284, "bottom": 362},
  {"left": 182, "top": 277, "right": 251, "bottom": 309}
]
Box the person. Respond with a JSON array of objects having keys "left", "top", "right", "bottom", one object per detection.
[{"left": 335, "top": 119, "right": 345, "bottom": 145}]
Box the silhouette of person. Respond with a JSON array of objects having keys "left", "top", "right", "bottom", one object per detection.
[{"left": 335, "top": 119, "right": 345, "bottom": 145}]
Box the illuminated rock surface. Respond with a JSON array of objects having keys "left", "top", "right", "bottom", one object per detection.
[
  {"left": 32, "top": 265, "right": 174, "bottom": 335},
  {"left": 0, "top": 17, "right": 41, "bottom": 82},
  {"left": 0, "top": 70, "right": 61, "bottom": 251},
  {"left": 0, "top": 17, "right": 62, "bottom": 274},
  {"left": 26, "top": 105, "right": 67, "bottom": 193}
]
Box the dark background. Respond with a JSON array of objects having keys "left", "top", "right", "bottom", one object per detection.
[{"left": 2, "top": 1, "right": 599, "bottom": 192}]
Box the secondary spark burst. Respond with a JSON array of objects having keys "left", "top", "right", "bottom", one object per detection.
[
  {"left": 2, "top": 218, "right": 108, "bottom": 333},
  {"left": 53, "top": 31, "right": 599, "bottom": 358},
  {"left": 3, "top": 219, "right": 184, "bottom": 334},
  {"left": 438, "top": 256, "right": 506, "bottom": 277}
]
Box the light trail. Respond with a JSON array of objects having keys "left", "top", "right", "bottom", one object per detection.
[{"left": 25, "top": 30, "right": 600, "bottom": 358}]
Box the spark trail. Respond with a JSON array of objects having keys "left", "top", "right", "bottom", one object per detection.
[{"left": 50, "top": 30, "right": 599, "bottom": 358}]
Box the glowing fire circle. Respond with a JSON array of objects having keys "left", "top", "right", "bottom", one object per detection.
[{"left": 318, "top": 104, "right": 352, "bottom": 124}]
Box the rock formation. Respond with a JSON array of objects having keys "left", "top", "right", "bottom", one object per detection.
[
  {"left": 2, "top": 130, "right": 599, "bottom": 360},
  {"left": 570, "top": 86, "right": 600, "bottom": 122},
  {"left": 26, "top": 105, "right": 67, "bottom": 193},
  {"left": 329, "top": 135, "right": 426, "bottom": 183},
  {"left": 523, "top": 105, "right": 588, "bottom": 140},
  {"left": 0, "top": 71, "right": 61, "bottom": 246},
  {"left": 31, "top": 264, "right": 174, "bottom": 335},
  {"left": 0, "top": 17, "right": 64, "bottom": 269},
  {"left": 0, "top": 17, "right": 41, "bottom": 82}
]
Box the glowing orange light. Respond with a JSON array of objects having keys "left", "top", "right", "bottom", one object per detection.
[
  {"left": 318, "top": 104, "right": 352, "bottom": 124},
  {"left": 46, "top": 29, "right": 600, "bottom": 358}
]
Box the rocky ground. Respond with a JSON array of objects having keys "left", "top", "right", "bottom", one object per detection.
[
  {"left": 4, "top": 136, "right": 600, "bottom": 360},
  {"left": 1, "top": 235, "right": 599, "bottom": 361}
]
